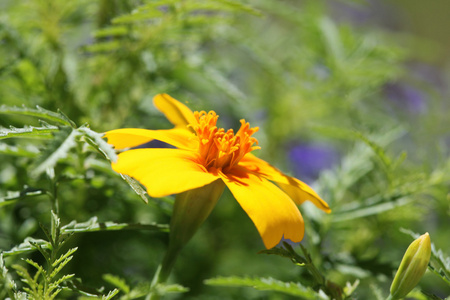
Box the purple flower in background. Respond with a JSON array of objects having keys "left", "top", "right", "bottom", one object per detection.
[
  {"left": 289, "top": 143, "right": 339, "bottom": 184},
  {"left": 384, "top": 82, "right": 427, "bottom": 114}
]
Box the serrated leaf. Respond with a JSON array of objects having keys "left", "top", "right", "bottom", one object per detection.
[
  {"left": 102, "top": 288, "right": 120, "bottom": 300},
  {"left": 0, "top": 253, "right": 18, "bottom": 295},
  {"left": 78, "top": 127, "right": 117, "bottom": 162},
  {"left": 102, "top": 274, "right": 130, "bottom": 293},
  {"left": 32, "top": 127, "right": 80, "bottom": 177},
  {"left": 2, "top": 238, "right": 52, "bottom": 257},
  {"left": 0, "top": 188, "right": 46, "bottom": 207},
  {"left": 0, "top": 125, "right": 59, "bottom": 140},
  {"left": 0, "top": 105, "right": 76, "bottom": 127},
  {"left": 65, "top": 278, "right": 106, "bottom": 297},
  {"left": 205, "top": 276, "right": 317, "bottom": 298},
  {"left": 52, "top": 247, "right": 77, "bottom": 268},
  {"left": 24, "top": 258, "right": 45, "bottom": 275},
  {"left": 60, "top": 217, "right": 169, "bottom": 234},
  {"left": 121, "top": 174, "right": 149, "bottom": 204},
  {"left": 11, "top": 264, "right": 34, "bottom": 287}
]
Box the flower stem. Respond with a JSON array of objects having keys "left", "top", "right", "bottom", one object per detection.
[{"left": 146, "top": 246, "right": 181, "bottom": 300}]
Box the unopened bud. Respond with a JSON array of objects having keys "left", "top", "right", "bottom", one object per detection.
[{"left": 390, "top": 232, "right": 431, "bottom": 299}]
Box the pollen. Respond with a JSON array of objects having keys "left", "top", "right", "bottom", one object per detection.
[{"left": 192, "top": 111, "right": 260, "bottom": 171}]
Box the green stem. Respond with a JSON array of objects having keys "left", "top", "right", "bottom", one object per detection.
[
  {"left": 146, "top": 182, "right": 225, "bottom": 299},
  {"left": 146, "top": 246, "right": 181, "bottom": 300}
]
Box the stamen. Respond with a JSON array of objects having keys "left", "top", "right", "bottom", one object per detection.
[{"left": 192, "top": 111, "right": 259, "bottom": 171}]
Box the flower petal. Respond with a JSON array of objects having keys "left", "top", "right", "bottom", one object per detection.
[
  {"left": 104, "top": 128, "right": 197, "bottom": 150},
  {"left": 239, "top": 154, "right": 331, "bottom": 213},
  {"left": 221, "top": 166, "right": 304, "bottom": 249},
  {"left": 153, "top": 94, "right": 198, "bottom": 129},
  {"left": 112, "top": 148, "right": 219, "bottom": 197}
]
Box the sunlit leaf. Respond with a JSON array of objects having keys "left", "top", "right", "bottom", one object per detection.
[
  {"left": 32, "top": 126, "right": 80, "bottom": 177},
  {"left": 0, "top": 188, "right": 46, "bottom": 207},
  {"left": 0, "top": 105, "right": 76, "bottom": 127},
  {"left": 78, "top": 127, "right": 117, "bottom": 162},
  {"left": 60, "top": 217, "right": 169, "bottom": 234},
  {"left": 102, "top": 274, "right": 130, "bottom": 294},
  {"left": 2, "top": 238, "right": 51, "bottom": 257},
  {"left": 0, "top": 125, "right": 59, "bottom": 140}
]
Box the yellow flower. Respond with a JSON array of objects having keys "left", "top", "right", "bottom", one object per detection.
[{"left": 105, "top": 94, "right": 331, "bottom": 249}]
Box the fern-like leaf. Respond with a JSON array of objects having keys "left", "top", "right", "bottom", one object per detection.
[
  {"left": 120, "top": 174, "right": 150, "bottom": 204},
  {"left": 3, "top": 237, "right": 52, "bottom": 257},
  {"left": 102, "top": 274, "right": 130, "bottom": 293},
  {"left": 32, "top": 126, "right": 80, "bottom": 177},
  {"left": 0, "top": 105, "right": 76, "bottom": 127},
  {"left": 78, "top": 127, "right": 117, "bottom": 162},
  {"left": 0, "top": 253, "right": 18, "bottom": 298},
  {"left": 12, "top": 264, "right": 36, "bottom": 294},
  {"left": 102, "top": 288, "right": 120, "bottom": 300},
  {"left": 0, "top": 188, "right": 46, "bottom": 208},
  {"left": 61, "top": 216, "right": 169, "bottom": 234},
  {"left": 0, "top": 124, "right": 59, "bottom": 140},
  {"left": 49, "top": 247, "right": 77, "bottom": 280}
]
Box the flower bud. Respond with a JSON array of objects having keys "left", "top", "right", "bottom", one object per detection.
[{"left": 390, "top": 232, "right": 431, "bottom": 299}]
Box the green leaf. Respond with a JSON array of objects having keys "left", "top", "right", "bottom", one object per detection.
[
  {"left": 2, "top": 238, "right": 52, "bottom": 257},
  {"left": 120, "top": 174, "right": 149, "bottom": 204},
  {"left": 11, "top": 264, "right": 34, "bottom": 291},
  {"left": 331, "top": 196, "right": 412, "bottom": 223},
  {"left": 65, "top": 278, "right": 107, "bottom": 297},
  {"left": 0, "top": 253, "right": 18, "bottom": 297},
  {"left": 60, "top": 217, "right": 169, "bottom": 234},
  {"left": 78, "top": 127, "right": 117, "bottom": 162},
  {"left": 0, "top": 105, "right": 76, "bottom": 127},
  {"left": 83, "top": 40, "right": 122, "bottom": 53},
  {"left": 205, "top": 276, "right": 317, "bottom": 298},
  {"left": 0, "top": 125, "right": 59, "bottom": 140},
  {"left": 32, "top": 126, "right": 80, "bottom": 177},
  {"left": 102, "top": 289, "right": 120, "bottom": 300},
  {"left": 0, "top": 188, "right": 46, "bottom": 207},
  {"left": 51, "top": 247, "right": 78, "bottom": 269},
  {"left": 153, "top": 283, "right": 189, "bottom": 295},
  {"left": 102, "top": 274, "right": 130, "bottom": 294},
  {"left": 93, "top": 26, "right": 128, "bottom": 38},
  {"left": 0, "top": 143, "right": 39, "bottom": 157}
]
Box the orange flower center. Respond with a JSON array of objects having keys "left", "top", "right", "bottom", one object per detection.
[{"left": 192, "top": 111, "right": 260, "bottom": 172}]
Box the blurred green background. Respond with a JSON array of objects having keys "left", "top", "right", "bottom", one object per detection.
[{"left": 0, "top": 0, "right": 449, "bottom": 299}]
